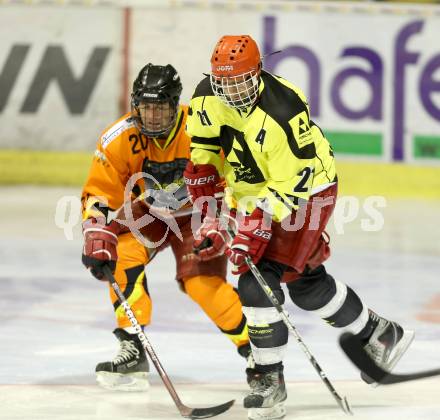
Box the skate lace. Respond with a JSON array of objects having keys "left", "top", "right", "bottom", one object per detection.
[
  {"left": 366, "top": 320, "right": 398, "bottom": 364},
  {"left": 250, "top": 374, "right": 278, "bottom": 398},
  {"left": 369, "top": 312, "right": 380, "bottom": 325},
  {"left": 366, "top": 343, "right": 383, "bottom": 363},
  {"left": 113, "top": 340, "right": 140, "bottom": 365}
]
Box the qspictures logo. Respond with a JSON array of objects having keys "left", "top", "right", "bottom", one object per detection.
[{"left": 54, "top": 174, "right": 387, "bottom": 243}]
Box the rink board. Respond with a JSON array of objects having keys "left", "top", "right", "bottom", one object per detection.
[{"left": 1, "top": 150, "right": 439, "bottom": 199}]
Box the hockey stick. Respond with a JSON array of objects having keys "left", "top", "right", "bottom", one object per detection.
[
  {"left": 219, "top": 217, "right": 352, "bottom": 415},
  {"left": 339, "top": 332, "right": 440, "bottom": 385},
  {"left": 241, "top": 255, "right": 352, "bottom": 415},
  {"left": 102, "top": 265, "right": 234, "bottom": 419}
]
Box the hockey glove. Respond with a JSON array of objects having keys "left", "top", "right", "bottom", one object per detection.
[
  {"left": 226, "top": 208, "right": 272, "bottom": 275},
  {"left": 183, "top": 162, "right": 224, "bottom": 215},
  {"left": 193, "top": 216, "right": 228, "bottom": 261},
  {"left": 82, "top": 217, "right": 120, "bottom": 280}
]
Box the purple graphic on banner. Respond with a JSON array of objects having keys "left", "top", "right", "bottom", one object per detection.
[
  {"left": 262, "top": 16, "right": 440, "bottom": 161},
  {"left": 263, "top": 16, "right": 321, "bottom": 117},
  {"left": 393, "top": 20, "right": 423, "bottom": 161},
  {"left": 331, "top": 47, "right": 383, "bottom": 121},
  {"left": 419, "top": 54, "right": 440, "bottom": 121}
]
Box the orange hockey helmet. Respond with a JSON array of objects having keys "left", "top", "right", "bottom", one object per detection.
[{"left": 210, "top": 35, "right": 261, "bottom": 109}]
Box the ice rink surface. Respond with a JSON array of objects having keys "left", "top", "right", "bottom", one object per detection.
[{"left": 1, "top": 186, "right": 439, "bottom": 420}]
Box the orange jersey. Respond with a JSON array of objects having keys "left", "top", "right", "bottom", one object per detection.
[{"left": 81, "top": 105, "right": 190, "bottom": 218}]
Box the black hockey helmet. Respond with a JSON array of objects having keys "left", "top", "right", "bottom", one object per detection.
[{"left": 131, "top": 63, "right": 183, "bottom": 137}]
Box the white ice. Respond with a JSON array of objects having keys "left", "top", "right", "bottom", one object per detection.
[{"left": 0, "top": 186, "right": 439, "bottom": 420}]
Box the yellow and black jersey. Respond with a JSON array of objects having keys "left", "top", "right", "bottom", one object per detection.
[
  {"left": 82, "top": 105, "right": 190, "bottom": 219},
  {"left": 186, "top": 70, "right": 336, "bottom": 222}
]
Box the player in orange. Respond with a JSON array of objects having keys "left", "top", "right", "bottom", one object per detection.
[{"left": 81, "top": 63, "right": 250, "bottom": 391}]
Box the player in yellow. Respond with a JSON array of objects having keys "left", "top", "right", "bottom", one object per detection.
[
  {"left": 184, "top": 35, "right": 414, "bottom": 419},
  {"left": 81, "top": 63, "right": 250, "bottom": 391}
]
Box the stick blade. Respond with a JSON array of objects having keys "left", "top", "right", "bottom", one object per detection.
[
  {"left": 339, "top": 332, "right": 387, "bottom": 383},
  {"left": 339, "top": 332, "right": 440, "bottom": 385},
  {"left": 182, "top": 399, "right": 235, "bottom": 419},
  {"left": 338, "top": 396, "right": 353, "bottom": 416}
]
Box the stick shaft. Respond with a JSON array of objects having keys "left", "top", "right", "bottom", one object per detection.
[
  {"left": 103, "top": 266, "right": 185, "bottom": 409},
  {"left": 244, "top": 257, "right": 351, "bottom": 413},
  {"left": 220, "top": 217, "right": 351, "bottom": 414}
]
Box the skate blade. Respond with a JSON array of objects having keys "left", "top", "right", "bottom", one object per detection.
[
  {"left": 248, "top": 402, "right": 286, "bottom": 420},
  {"left": 362, "top": 329, "right": 415, "bottom": 387},
  {"left": 96, "top": 371, "right": 149, "bottom": 392}
]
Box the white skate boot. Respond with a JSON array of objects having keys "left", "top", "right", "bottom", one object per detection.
[
  {"left": 244, "top": 367, "right": 287, "bottom": 420},
  {"left": 362, "top": 312, "right": 414, "bottom": 386}
]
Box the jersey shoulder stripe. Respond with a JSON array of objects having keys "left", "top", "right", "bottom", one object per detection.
[
  {"left": 192, "top": 76, "right": 214, "bottom": 99},
  {"left": 101, "top": 114, "right": 135, "bottom": 149},
  {"left": 273, "top": 75, "right": 310, "bottom": 115},
  {"left": 259, "top": 71, "right": 308, "bottom": 122}
]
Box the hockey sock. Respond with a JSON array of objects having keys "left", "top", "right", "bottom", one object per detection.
[
  {"left": 239, "top": 260, "right": 288, "bottom": 367},
  {"left": 287, "top": 265, "right": 370, "bottom": 333}
]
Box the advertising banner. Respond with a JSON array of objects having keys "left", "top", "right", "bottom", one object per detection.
[
  {"left": 0, "top": 6, "right": 120, "bottom": 150},
  {"left": 132, "top": 4, "right": 440, "bottom": 163},
  {"left": 1, "top": 1, "right": 439, "bottom": 163}
]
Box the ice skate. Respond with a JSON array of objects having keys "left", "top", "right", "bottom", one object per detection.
[
  {"left": 96, "top": 328, "right": 149, "bottom": 391},
  {"left": 362, "top": 312, "right": 414, "bottom": 386},
  {"left": 244, "top": 368, "right": 287, "bottom": 420}
]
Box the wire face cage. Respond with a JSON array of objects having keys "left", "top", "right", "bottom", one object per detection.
[{"left": 210, "top": 70, "right": 259, "bottom": 110}]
